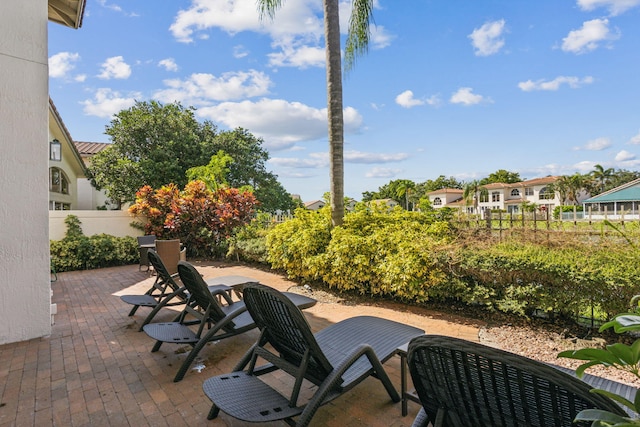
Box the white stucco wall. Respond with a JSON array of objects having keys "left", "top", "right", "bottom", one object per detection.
[
  {"left": 49, "top": 210, "right": 144, "bottom": 241},
  {"left": 0, "top": 0, "right": 52, "bottom": 343}
]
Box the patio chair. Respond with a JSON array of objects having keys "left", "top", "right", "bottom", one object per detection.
[
  {"left": 407, "top": 335, "right": 629, "bottom": 427},
  {"left": 203, "top": 283, "right": 424, "bottom": 426},
  {"left": 120, "top": 249, "right": 238, "bottom": 331},
  {"left": 143, "top": 261, "right": 317, "bottom": 382},
  {"left": 137, "top": 235, "right": 156, "bottom": 271}
]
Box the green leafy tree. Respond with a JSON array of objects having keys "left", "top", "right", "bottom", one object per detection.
[
  {"left": 88, "top": 101, "right": 293, "bottom": 212},
  {"left": 258, "top": 0, "right": 376, "bottom": 227},
  {"left": 88, "top": 101, "right": 217, "bottom": 205},
  {"left": 87, "top": 145, "right": 142, "bottom": 209},
  {"left": 606, "top": 169, "right": 640, "bottom": 192},
  {"left": 480, "top": 169, "right": 522, "bottom": 185},
  {"left": 186, "top": 150, "right": 234, "bottom": 191}
]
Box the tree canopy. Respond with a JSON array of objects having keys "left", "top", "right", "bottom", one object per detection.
[{"left": 87, "top": 100, "right": 296, "bottom": 213}]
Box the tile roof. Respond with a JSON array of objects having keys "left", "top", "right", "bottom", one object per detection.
[{"left": 74, "top": 141, "right": 110, "bottom": 156}]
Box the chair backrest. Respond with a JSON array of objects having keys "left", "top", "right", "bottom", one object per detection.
[
  {"left": 147, "top": 249, "right": 181, "bottom": 293},
  {"left": 242, "top": 283, "right": 334, "bottom": 385},
  {"left": 155, "top": 239, "right": 180, "bottom": 275},
  {"left": 176, "top": 261, "right": 232, "bottom": 325},
  {"left": 407, "top": 335, "right": 627, "bottom": 427},
  {"left": 137, "top": 235, "right": 156, "bottom": 246}
]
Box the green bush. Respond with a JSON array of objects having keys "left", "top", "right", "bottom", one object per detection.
[
  {"left": 265, "top": 207, "right": 332, "bottom": 281},
  {"left": 50, "top": 215, "right": 138, "bottom": 272}
]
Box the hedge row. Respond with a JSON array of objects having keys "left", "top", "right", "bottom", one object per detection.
[
  {"left": 50, "top": 215, "right": 138, "bottom": 272},
  {"left": 264, "top": 206, "right": 639, "bottom": 320}
]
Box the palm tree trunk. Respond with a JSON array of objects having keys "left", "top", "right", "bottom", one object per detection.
[{"left": 324, "top": 0, "right": 344, "bottom": 227}]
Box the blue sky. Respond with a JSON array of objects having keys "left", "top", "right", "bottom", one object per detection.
[{"left": 49, "top": 0, "right": 640, "bottom": 202}]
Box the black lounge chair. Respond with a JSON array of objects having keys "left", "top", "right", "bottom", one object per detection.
[
  {"left": 143, "top": 261, "right": 317, "bottom": 382},
  {"left": 121, "top": 249, "right": 247, "bottom": 331},
  {"left": 407, "top": 335, "right": 630, "bottom": 427},
  {"left": 203, "top": 283, "right": 424, "bottom": 426}
]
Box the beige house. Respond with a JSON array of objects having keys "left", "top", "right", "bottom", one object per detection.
[
  {"left": 427, "top": 188, "right": 464, "bottom": 209},
  {"left": 429, "top": 177, "right": 589, "bottom": 216},
  {"left": 48, "top": 98, "right": 87, "bottom": 210},
  {"left": 0, "top": 0, "right": 86, "bottom": 344}
]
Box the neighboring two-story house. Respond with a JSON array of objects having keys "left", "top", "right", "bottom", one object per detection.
[
  {"left": 429, "top": 176, "right": 588, "bottom": 216},
  {"left": 48, "top": 98, "right": 87, "bottom": 210}
]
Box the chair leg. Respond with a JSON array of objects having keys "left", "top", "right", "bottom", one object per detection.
[
  {"left": 207, "top": 405, "right": 220, "bottom": 420},
  {"left": 151, "top": 340, "right": 163, "bottom": 352},
  {"left": 128, "top": 305, "right": 139, "bottom": 316}
]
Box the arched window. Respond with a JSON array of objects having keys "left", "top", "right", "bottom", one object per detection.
[
  {"left": 433, "top": 197, "right": 442, "bottom": 206},
  {"left": 510, "top": 189, "right": 520, "bottom": 197},
  {"left": 539, "top": 186, "right": 553, "bottom": 200},
  {"left": 50, "top": 167, "right": 69, "bottom": 195}
]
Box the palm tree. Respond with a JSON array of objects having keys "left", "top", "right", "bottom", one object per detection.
[
  {"left": 395, "top": 180, "right": 416, "bottom": 210},
  {"left": 463, "top": 180, "right": 487, "bottom": 214},
  {"left": 591, "top": 164, "right": 614, "bottom": 194},
  {"left": 257, "top": 0, "right": 375, "bottom": 227}
]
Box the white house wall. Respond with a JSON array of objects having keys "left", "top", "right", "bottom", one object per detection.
[{"left": 0, "top": 0, "right": 53, "bottom": 343}]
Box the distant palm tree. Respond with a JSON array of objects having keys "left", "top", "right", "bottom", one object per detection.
[
  {"left": 591, "top": 164, "right": 614, "bottom": 194},
  {"left": 257, "top": 0, "right": 375, "bottom": 227},
  {"left": 463, "top": 180, "right": 487, "bottom": 214},
  {"left": 395, "top": 180, "right": 416, "bottom": 210}
]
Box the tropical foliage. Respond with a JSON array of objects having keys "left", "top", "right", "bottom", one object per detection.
[{"left": 129, "top": 180, "right": 258, "bottom": 257}]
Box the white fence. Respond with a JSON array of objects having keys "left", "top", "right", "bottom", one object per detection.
[{"left": 49, "top": 210, "right": 144, "bottom": 241}]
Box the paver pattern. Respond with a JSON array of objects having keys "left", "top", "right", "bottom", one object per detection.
[{"left": 0, "top": 262, "right": 483, "bottom": 426}]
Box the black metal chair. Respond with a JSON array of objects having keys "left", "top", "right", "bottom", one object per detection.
[
  {"left": 136, "top": 235, "right": 156, "bottom": 271},
  {"left": 143, "top": 261, "right": 317, "bottom": 382},
  {"left": 407, "top": 335, "right": 630, "bottom": 427},
  {"left": 203, "top": 282, "right": 424, "bottom": 426}
]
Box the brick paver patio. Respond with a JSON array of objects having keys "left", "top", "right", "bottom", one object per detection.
[{"left": 0, "top": 262, "right": 483, "bottom": 426}]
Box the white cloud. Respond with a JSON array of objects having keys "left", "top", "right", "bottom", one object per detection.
[
  {"left": 577, "top": 0, "right": 640, "bottom": 16},
  {"left": 627, "top": 130, "right": 640, "bottom": 145},
  {"left": 371, "top": 26, "right": 393, "bottom": 49},
  {"left": 154, "top": 70, "right": 273, "bottom": 106},
  {"left": 344, "top": 151, "right": 409, "bottom": 164},
  {"left": 365, "top": 167, "right": 402, "bottom": 178},
  {"left": 170, "top": 0, "right": 322, "bottom": 43},
  {"left": 561, "top": 19, "right": 619, "bottom": 54},
  {"left": 158, "top": 58, "right": 178, "bottom": 72},
  {"left": 468, "top": 19, "right": 506, "bottom": 56},
  {"left": 270, "top": 153, "right": 328, "bottom": 168},
  {"left": 518, "top": 76, "right": 594, "bottom": 91},
  {"left": 98, "top": 56, "right": 132, "bottom": 79},
  {"left": 267, "top": 38, "right": 326, "bottom": 68},
  {"left": 49, "top": 52, "right": 80, "bottom": 78},
  {"left": 450, "top": 87, "right": 487, "bottom": 106},
  {"left": 75, "top": 74, "right": 87, "bottom": 82},
  {"left": 197, "top": 98, "right": 363, "bottom": 150},
  {"left": 395, "top": 90, "right": 424, "bottom": 108},
  {"left": 615, "top": 150, "right": 636, "bottom": 161},
  {"left": 170, "top": 0, "right": 393, "bottom": 70},
  {"left": 233, "top": 45, "right": 249, "bottom": 58},
  {"left": 81, "top": 88, "right": 140, "bottom": 118},
  {"left": 573, "top": 137, "right": 612, "bottom": 151}
]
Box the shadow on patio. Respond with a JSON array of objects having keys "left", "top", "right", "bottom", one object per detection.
[{"left": 0, "top": 263, "right": 483, "bottom": 426}]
